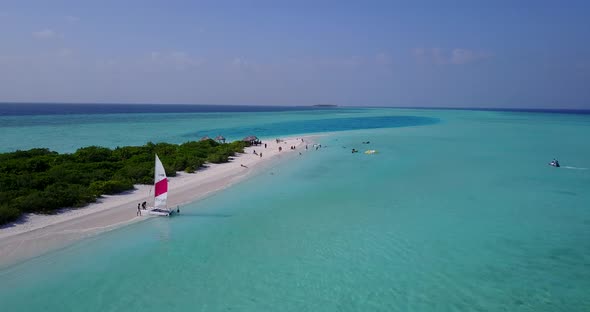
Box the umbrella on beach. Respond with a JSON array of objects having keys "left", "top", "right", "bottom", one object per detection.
[{"left": 215, "top": 135, "right": 226, "bottom": 143}]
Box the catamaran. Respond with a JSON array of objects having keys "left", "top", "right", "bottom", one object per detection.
[{"left": 149, "top": 154, "right": 174, "bottom": 216}]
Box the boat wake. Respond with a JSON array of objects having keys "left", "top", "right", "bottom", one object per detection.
[{"left": 562, "top": 166, "right": 589, "bottom": 170}]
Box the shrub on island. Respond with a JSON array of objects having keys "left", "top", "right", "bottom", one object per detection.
[{"left": 0, "top": 140, "right": 247, "bottom": 225}]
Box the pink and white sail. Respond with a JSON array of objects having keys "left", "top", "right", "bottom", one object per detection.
[{"left": 154, "top": 154, "right": 168, "bottom": 210}]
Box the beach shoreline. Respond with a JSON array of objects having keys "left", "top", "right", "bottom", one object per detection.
[{"left": 0, "top": 135, "right": 315, "bottom": 268}]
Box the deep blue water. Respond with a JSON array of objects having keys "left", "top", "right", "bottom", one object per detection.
[
  {"left": 2, "top": 103, "right": 589, "bottom": 117},
  {"left": 183, "top": 116, "right": 439, "bottom": 142},
  {"left": 392, "top": 106, "right": 590, "bottom": 115},
  {"left": 0, "top": 103, "right": 334, "bottom": 116}
]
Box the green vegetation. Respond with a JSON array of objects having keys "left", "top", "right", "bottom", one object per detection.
[{"left": 0, "top": 140, "right": 247, "bottom": 225}]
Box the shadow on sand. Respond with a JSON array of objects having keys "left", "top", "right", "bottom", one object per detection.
[{"left": 0, "top": 214, "right": 31, "bottom": 230}]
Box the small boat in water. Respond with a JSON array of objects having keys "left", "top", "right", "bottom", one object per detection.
[{"left": 549, "top": 159, "right": 560, "bottom": 167}]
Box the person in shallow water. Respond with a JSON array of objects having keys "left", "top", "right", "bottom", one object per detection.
[
  {"left": 549, "top": 159, "right": 560, "bottom": 167},
  {"left": 137, "top": 203, "right": 141, "bottom": 216}
]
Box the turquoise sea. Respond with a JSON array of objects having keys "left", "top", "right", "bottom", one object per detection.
[{"left": 1, "top": 106, "right": 589, "bottom": 311}]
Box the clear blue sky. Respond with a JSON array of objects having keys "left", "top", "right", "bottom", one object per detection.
[{"left": 1, "top": 0, "right": 589, "bottom": 108}]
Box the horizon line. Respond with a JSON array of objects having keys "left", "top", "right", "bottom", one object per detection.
[{"left": 0, "top": 101, "right": 589, "bottom": 112}]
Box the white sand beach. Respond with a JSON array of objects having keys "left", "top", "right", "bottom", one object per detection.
[{"left": 0, "top": 136, "right": 313, "bottom": 267}]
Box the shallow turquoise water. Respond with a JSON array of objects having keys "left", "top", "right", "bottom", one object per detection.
[{"left": 1, "top": 108, "right": 589, "bottom": 311}]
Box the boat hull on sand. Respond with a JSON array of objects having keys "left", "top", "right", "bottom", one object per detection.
[{"left": 149, "top": 208, "right": 174, "bottom": 216}]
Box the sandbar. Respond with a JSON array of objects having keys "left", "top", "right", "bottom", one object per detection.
[{"left": 0, "top": 136, "right": 315, "bottom": 268}]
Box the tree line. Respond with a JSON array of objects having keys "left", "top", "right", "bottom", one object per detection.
[{"left": 0, "top": 139, "right": 248, "bottom": 225}]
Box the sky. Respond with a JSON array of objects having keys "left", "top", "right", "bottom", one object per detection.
[{"left": 0, "top": 0, "right": 589, "bottom": 108}]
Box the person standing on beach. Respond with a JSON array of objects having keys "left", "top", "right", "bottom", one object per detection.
[
  {"left": 137, "top": 203, "right": 141, "bottom": 216},
  {"left": 265, "top": 143, "right": 267, "bottom": 148}
]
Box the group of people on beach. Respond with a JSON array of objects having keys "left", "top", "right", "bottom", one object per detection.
[
  {"left": 136, "top": 201, "right": 147, "bottom": 216},
  {"left": 243, "top": 137, "right": 310, "bottom": 166}
]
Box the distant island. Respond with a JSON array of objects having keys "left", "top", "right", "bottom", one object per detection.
[{"left": 312, "top": 104, "right": 338, "bottom": 107}]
